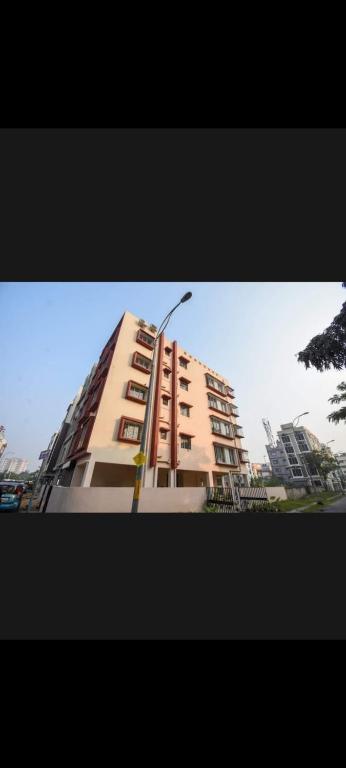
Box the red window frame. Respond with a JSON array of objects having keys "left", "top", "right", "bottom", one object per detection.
[
  {"left": 118, "top": 416, "right": 144, "bottom": 444},
  {"left": 207, "top": 394, "right": 232, "bottom": 416},
  {"left": 126, "top": 380, "right": 148, "bottom": 405},
  {"left": 132, "top": 351, "right": 152, "bottom": 374},
  {"left": 179, "top": 432, "right": 195, "bottom": 449},
  {"left": 179, "top": 377, "right": 190, "bottom": 391},
  {"left": 210, "top": 415, "right": 235, "bottom": 439},
  {"left": 213, "top": 442, "right": 239, "bottom": 467},
  {"left": 205, "top": 373, "right": 227, "bottom": 397},
  {"left": 179, "top": 402, "right": 192, "bottom": 416},
  {"left": 136, "top": 329, "right": 155, "bottom": 350}
]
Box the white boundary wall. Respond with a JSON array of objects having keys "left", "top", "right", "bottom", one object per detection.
[
  {"left": 263, "top": 487, "right": 287, "bottom": 501},
  {"left": 46, "top": 485, "right": 206, "bottom": 514}
]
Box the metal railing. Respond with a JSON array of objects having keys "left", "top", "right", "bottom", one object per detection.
[{"left": 206, "top": 486, "right": 272, "bottom": 513}]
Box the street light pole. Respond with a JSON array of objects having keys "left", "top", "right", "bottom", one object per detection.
[
  {"left": 130, "top": 292, "right": 192, "bottom": 514},
  {"left": 292, "top": 411, "right": 312, "bottom": 488}
]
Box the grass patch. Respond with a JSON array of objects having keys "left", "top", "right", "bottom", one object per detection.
[{"left": 271, "top": 491, "right": 343, "bottom": 513}]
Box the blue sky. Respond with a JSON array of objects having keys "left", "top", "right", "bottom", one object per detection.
[{"left": 1, "top": 282, "right": 345, "bottom": 471}]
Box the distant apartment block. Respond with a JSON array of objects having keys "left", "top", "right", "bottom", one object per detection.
[
  {"left": 0, "top": 426, "right": 7, "bottom": 459},
  {"left": 335, "top": 452, "right": 346, "bottom": 484},
  {"left": 0, "top": 456, "right": 28, "bottom": 475},
  {"left": 250, "top": 462, "right": 272, "bottom": 482},
  {"left": 51, "top": 311, "right": 249, "bottom": 491},
  {"left": 266, "top": 422, "right": 343, "bottom": 489}
]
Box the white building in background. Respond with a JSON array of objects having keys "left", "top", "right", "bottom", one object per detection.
[
  {"left": 0, "top": 426, "right": 7, "bottom": 459},
  {"left": 335, "top": 452, "right": 346, "bottom": 482},
  {"left": 265, "top": 422, "right": 344, "bottom": 491},
  {"left": 327, "top": 451, "right": 346, "bottom": 490},
  {"left": 0, "top": 456, "right": 28, "bottom": 475}
]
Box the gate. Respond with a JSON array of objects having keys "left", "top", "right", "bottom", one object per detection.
[
  {"left": 206, "top": 486, "right": 236, "bottom": 512},
  {"left": 206, "top": 486, "right": 271, "bottom": 513}
]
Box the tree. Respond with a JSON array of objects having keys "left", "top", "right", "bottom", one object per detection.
[
  {"left": 304, "top": 449, "right": 340, "bottom": 484},
  {"left": 297, "top": 282, "right": 346, "bottom": 371},
  {"left": 250, "top": 475, "right": 282, "bottom": 487},
  {"left": 327, "top": 381, "right": 346, "bottom": 425}
]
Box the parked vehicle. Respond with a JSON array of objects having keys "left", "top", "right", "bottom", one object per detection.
[{"left": 0, "top": 481, "right": 24, "bottom": 512}]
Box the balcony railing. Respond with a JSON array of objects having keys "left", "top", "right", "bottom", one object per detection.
[
  {"left": 230, "top": 405, "right": 239, "bottom": 417},
  {"left": 235, "top": 428, "right": 244, "bottom": 438},
  {"left": 239, "top": 450, "right": 249, "bottom": 462}
]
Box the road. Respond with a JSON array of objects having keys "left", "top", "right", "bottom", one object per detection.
[{"left": 319, "top": 494, "right": 346, "bottom": 513}]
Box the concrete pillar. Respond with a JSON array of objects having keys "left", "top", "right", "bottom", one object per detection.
[
  {"left": 169, "top": 469, "right": 176, "bottom": 487},
  {"left": 144, "top": 465, "right": 155, "bottom": 488},
  {"left": 81, "top": 459, "right": 95, "bottom": 488},
  {"left": 153, "top": 466, "right": 159, "bottom": 488}
]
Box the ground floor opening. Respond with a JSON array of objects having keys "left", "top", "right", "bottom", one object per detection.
[
  {"left": 176, "top": 470, "right": 209, "bottom": 487},
  {"left": 157, "top": 468, "right": 170, "bottom": 487},
  {"left": 90, "top": 462, "right": 136, "bottom": 487}
]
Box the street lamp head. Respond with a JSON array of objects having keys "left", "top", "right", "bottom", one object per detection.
[{"left": 181, "top": 291, "right": 192, "bottom": 303}]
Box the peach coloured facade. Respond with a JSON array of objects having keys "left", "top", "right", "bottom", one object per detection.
[{"left": 68, "top": 311, "right": 249, "bottom": 489}]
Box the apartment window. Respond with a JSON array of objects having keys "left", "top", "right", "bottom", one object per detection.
[
  {"left": 214, "top": 444, "right": 237, "bottom": 466},
  {"left": 206, "top": 373, "right": 227, "bottom": 396},
  {"left": 208, "top": 393, "right": 231, "bottom": 415},
  {"left": 288, "top": 456, "right": 299, "bottom": 465},
  {"left": 118, "top": 417, "right": 143, "bottom": 443},
  {"left": 291, "top": 467, "right": 303, "bottom": 477},
  {"left": 162, "top": 395, "right": 170, "bottom": 406},
  {"left": 180, "top": 404, "right": 191, "bottom": 417},
  {"left": 136, "top": 329, "right": 155, "bottom": 350},
  {"left": 180, "top": 378, "right": 189, "bottom": 391},
  {"left": 281, "top": 435, "right": 291, "bottom": 444},
  {"left": 181, "top": 435, "right": 192, "bottom": 450},
  {"left": 132, "top": 351, "right": 152, "bottom": 374},
  {"left": 126, "top": 380, "right": 148, "bottom": 403},
  {"left": 77, "top": 423, "right": 89, "bottom": 450},
  {"left": 296, "top": 440, "right": 309, "bottom": 452},
  {"left": 285, "top": 445, "right": 295, "bottom": 454},
  {"left": 160, "top": 429, "right": 168, "bottom": 440},
  {"left": 163, "top": 369, "right": 170, "bottom": 379},
  {"left": 211, "top": 417, "right": 233, "bottom": 438},
  {"left": 179, "top": 356, "right": 189, "bottom": 369},
  {"left": 165, "top": 347, "right": 172, "bottom": 357}
]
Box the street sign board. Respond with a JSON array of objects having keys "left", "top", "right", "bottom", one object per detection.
[
  {"left": 133, "top": 452, "right": 146, "bottom": 466},
  {"left": 39, "top": 450, "right": 50, "bottom": 460}
]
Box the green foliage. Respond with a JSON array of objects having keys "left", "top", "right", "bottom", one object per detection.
[
  {"left": 327, "top": 381, "right": 346, "bottom": 425},
  {"left": 251, "top": 475, "right": 283, "bottom": 487},
  {"left": 304, "top": 449, "right": 339, "bottom": 481},
  {"left": 203, "top": 503, "right": 218, "bottom": 513},
  {"left": 297, "top": 283, "right": 346, "bottom": 371}
]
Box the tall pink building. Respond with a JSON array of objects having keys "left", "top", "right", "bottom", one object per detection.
[{"left": 62, "top": 311, "right": 248, "bottom": 490}]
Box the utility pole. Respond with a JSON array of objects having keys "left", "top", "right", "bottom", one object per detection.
[{"left": 130, "top": 292, "right": 192, "bottom": 514}]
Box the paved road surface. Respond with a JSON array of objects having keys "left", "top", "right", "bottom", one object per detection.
[{"left": 318, "top": 495, "right": 346, "bottom": 513}]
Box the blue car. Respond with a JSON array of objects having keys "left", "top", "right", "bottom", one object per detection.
[{"left": 0, "top": 482, "right": 23, "bottom": 512}]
